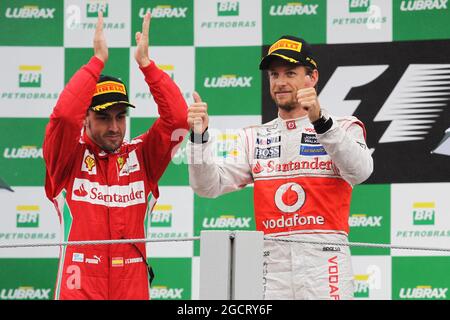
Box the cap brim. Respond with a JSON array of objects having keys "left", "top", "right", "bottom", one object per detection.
[
  {"left": 91, "top": 101, "right": 135, "bottom": 111},
  {"left": 259, "top": 54, "right": 301, "bottom": 70}
]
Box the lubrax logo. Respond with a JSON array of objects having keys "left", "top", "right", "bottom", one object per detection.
[
  {"left": 18, "top": 65, "right": 41, "bottom": 88},
  {"left": 139, "top": 6, "right": 188, "bottom": 18},
  {"left": 399, "top": 286, "right": 448, "bottom": 299},
  {"left": 5, "top": 6, "right": 55, "bottom": 19},
  {"left": 204, "top": 75, "right": 252, "bottom": 88},
  {"left": 349, "top": 214, "right": 383, "bottom": 227},
  {"left": 400, "top": 0, "right": 448, "bottom": 11},
  {"left": 86, "top": 1, "right": 109, "bottom": 18},
  {"left": 151, "top": 205, "right": 173, "bottom": 228},
  {"left": 217, "top": 1, "right": 239, "bottom": 16},
  {"left": 413, "top": 202, "right": 435, "bottom": 225},
  {"left": 3, "top": 146, "right": 43, "bottom": 159},
  {"left": 16, "top": 206, "right": 40, "bottom": 228},
  {"left": 151, "top": 286, "right": 184, "bottom": 299},
  {"left": 269, "top": 2, "right": 319, "bottom": 16},
  {"left": 0, "top": 287, "right": 51, "bottom": 300},
  {"left": 203, "top": 215, "right": 251, "bottom": 229},
  {"left": 71, "top": 179, "right": 146, "bottom": 207},
  {"left": 349, "top": 0, "right": 371, "bottom": 13}
]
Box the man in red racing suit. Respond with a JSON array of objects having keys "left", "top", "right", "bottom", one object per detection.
[
  {"left": 43, "top": 12, "right": 188, "bottom": 299},
  {"left": 187, "top": 35, "right": 373, "bottom": 299}
]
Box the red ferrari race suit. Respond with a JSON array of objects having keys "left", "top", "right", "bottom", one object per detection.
[
  {"left": 188, "top": 112, "right": 373, "bottom": 299},
  {"left": 44, "top": 56, "right": 188, "bottom": 300}
]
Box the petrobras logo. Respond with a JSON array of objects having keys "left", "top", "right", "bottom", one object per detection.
[
  {"left": 158, "top": 64, "right": 175, "bottom": 80},
  {"left": 0, "top": 287, "right": 51, "bottom": 300},
  {"left": 1, "top": 63, "right": 58, "bottom": 101},
  {"left": 204, "top": 75, "right": 253, "bottom": 88},
  {"left": 216, "top": 134, "right": 239, "bottom": 158},
  {"left": 400, "top": 0, "right": 448, "bottom": 11},
  {"left": 139, "top": 6, "right": 188, "bottom": 18},
  {"left": 70, "top": 0, "right": 124, "bottom": 30},
  {"left": 151, "top": 205, "right": 173, "bottom": 228},
  {"left": 4, "top": 5, "right": 55, "bottom": 19},
  {"left": 217, "top": 1, "right": 239, "bottom": 16},
  {"left": 354, "top": 274, "right": 370, "bottom": 298},
  {"left": 18, "top": 65, "right": 41, "bottom": 88},
  {"left": 349, "top": 214, "right": 383, "bottom": 227},
  {"left": 349, "top": 0, "right": 371, "bottom": 13},
  {"left": 399, "top": 286, "right": 448, "bottom": 299},
  {"left": 71, "top": 179, "right": 146, "bottom": 207},
  {"left": 200, "top": 0, "right": 255, "bottom": 30},
  {"left": 331, "top": 0, "right": 387, "bottom": 27},
  {"left": 353, "top": 265, "right": 381, "bottom": 298},
  {"left": 151, "top": 286, "right": 184, "bottom": 300},
  {"left": 16, "top": 205, "right": 40, "bottom": 228},
  {"left": 269, "top": 2, "right": 319, "bottom": 16},
  {"left": 413, "top": 202, "right": 435, "bottom": 225},
  {"left": 3, "top": 146, "right": 43, "bottom": 159},
  {"left": 202, "top": 215, "right": 252, "bottom": 229},
  {"left": 274, "top": 183, "right": 305, "bottom": 213},
  {"left": 86, "top": 1, "right": 109, "bottom": 18}
]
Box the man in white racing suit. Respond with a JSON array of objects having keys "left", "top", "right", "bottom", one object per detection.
[{"left": 187, "top": 35, "right": 373, "bottom": 300}]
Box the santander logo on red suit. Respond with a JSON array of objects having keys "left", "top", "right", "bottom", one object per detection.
[{"left": 71, "top": 178, "right": 146, "bottom": 207}]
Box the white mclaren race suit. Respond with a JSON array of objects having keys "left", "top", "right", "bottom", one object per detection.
[{"left": 188, "top": 111, "right": 373, "bottom": 300}]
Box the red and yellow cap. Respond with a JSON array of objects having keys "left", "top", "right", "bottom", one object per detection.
[
  {"left": 259, "top": 35, "right": 318, "bottom": 70},
  {"left": 89, "top": 75, "right": 135, "bottom": 111}
]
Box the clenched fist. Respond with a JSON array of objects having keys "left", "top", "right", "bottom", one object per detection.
[
  {"left": 297, "top": 87, "right": 321, "bottom": 123},
  {"left": 188, "top": 92, "right": 209, "bottom": 134}
]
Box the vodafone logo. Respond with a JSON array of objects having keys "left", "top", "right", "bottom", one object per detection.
[{"left": 274, "top": 183, "right": 305, "bottom": 213}]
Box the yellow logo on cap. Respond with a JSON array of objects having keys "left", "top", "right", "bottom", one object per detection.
[
  {"left": 93, "top": 81, "right": 127, "bottom": 96},
  {"left": 269, "top": 39, "right": 302, "bottom": 55}
]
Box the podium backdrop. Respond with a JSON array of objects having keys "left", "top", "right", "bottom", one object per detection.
[{"left": 0, "top": 0, "right": 449, "bottom": 300}]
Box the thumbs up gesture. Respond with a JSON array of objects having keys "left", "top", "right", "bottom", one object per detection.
[{"left": 188, "top": 91, "right": 209, "bottom": 134}]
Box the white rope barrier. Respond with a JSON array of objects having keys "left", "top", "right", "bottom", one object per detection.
[
  {"left": 264, "top": 236, "right": 450, "bottom": 253},
  {"left": 1, "top": 234, "right": 449, "bottom": 253},
  {"left": 0, "top": 236, "right": 201, "bottom": 249}
]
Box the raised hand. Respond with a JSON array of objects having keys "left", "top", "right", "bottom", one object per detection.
[
  {"left": 188, "top": 92, "right": 209, "bottom": 134},
  {"left": 297, "top": 87, "right": 321, "bottom": 123},
  {"left": 93, "top": 11, "right": 108, "bottom": 63},
  {"left": 134, "top": 12, "right": 151, "bottom": 68}
]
